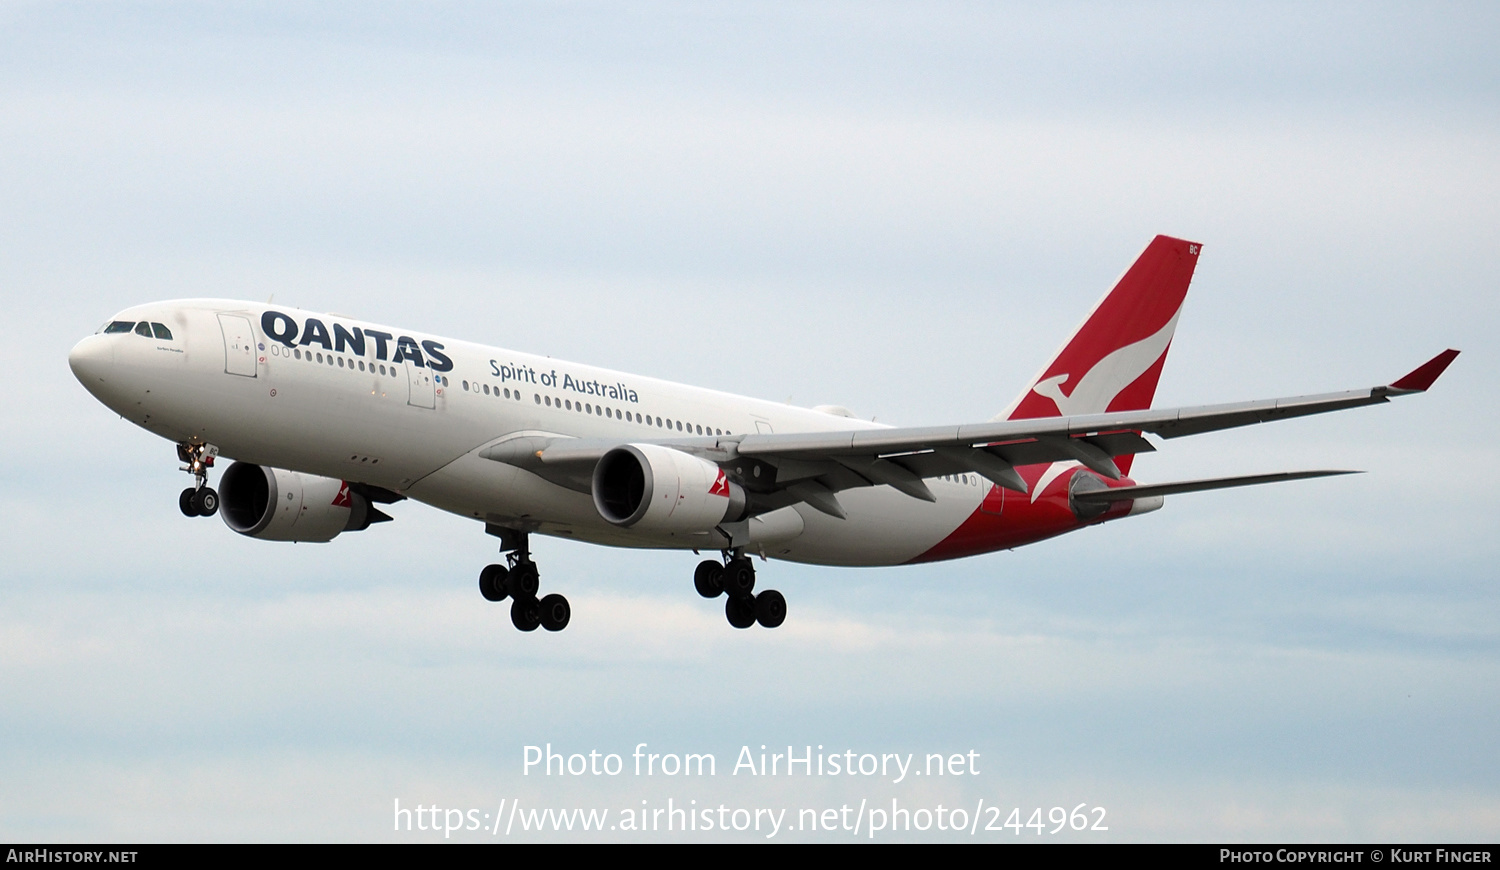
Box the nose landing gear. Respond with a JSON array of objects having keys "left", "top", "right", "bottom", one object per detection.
[
  {"left": 695, "top": 551, "right": 786, "bottom": 629},
  {"left": 477, "top": 531, "right": 569, "bottom": 632},
  {"left": 179, "top": 485, "right": 219, "bottom": 517},
  {"left": 177, "top": 442, "right": 220, "bottom": 517}
]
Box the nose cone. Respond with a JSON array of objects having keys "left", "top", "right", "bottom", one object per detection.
[{"left": 69, "top": 334, "right": 115, "bottom": 395}]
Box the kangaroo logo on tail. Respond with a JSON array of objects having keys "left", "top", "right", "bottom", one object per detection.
[
  {"left": 1003, "top": 236, "right": 1201, "bottom": 424},
  {"left": 1030, "top": 308, "right": 1182, "bottom": 417}
]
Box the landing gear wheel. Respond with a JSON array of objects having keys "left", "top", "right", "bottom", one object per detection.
[
  {"left": 539, "top": 594, "right": 571, "bottom": 632},
  {"left": 723, "top": 557, "right": 756, "bottom": 598},
  {"left": 507, "top": 562, "right": 540, "bottom": 599},
  {"left": 726, "top": 595, "right": 757, "bottom": 629},
  {"left": 190, "top": 487, "right": 219, "bottom": 517},
  {"left": 479, "top": 564, "right": 509, "bottom": 602},
  {"left": 754, "top": 590, "right": 787, "bottom": 628},
  {"left": 694, "top": 560, "right": 725, "bottom": 598},
  {"left": 483, "top": 532, "right": 566, "bottom": 632},
  {"left": 511, "top": 596, "right": 541, "bottom": 632},
  {"left": 177, "top": 442, "right": 219, "bottom": 515}
]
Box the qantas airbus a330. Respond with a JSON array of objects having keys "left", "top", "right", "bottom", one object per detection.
[{"left": 68, "top": 236, "right": 1457, "bottom": 632}]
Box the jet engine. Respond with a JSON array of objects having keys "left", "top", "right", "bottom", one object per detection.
[
  {"left": 219, "top": 461, "right": 380, "bottom": 542},
  {"left": 592, "top": 444, "right": 748, "bottom": 534}
]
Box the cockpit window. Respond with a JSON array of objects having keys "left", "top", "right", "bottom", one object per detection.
[
  {"left": 104, "top": 321, "right": 135, "bottom": 334},
  {"left": 134, "top": 322, "right": 153, "bottom": 337},
  {"left": 151, "top": 322, "right": 173, "bottom": 340}
]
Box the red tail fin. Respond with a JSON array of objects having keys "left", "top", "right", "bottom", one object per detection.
[{"left": 1002, "top": 235, "right": 1202, "bottom": 473}]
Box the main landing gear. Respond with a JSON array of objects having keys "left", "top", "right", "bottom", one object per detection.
[
  {"left": 177, "top": 442, "right": 220, "bottom": 517},
  {"left": 477, "top": 533, "right": 570, "bottom": 632},
  {"left": 695, "top": 551, "right": 786, "bottom": 630}
]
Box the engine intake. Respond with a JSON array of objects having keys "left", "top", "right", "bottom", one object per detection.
[
  {"left": 219, "top": 461, "right": 377, "bottom": 542},
  {"left": 593, "top": 444, "right": 747, "bottom": 534}
]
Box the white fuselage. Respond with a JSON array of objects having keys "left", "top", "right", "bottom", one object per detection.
[{"left": 70, "top": 299, "right": 1001, "bottom": 566}]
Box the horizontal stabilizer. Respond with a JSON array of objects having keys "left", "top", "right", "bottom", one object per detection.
[{"left": 1071, "top": 470, "right": 1360, "bottom": 503}]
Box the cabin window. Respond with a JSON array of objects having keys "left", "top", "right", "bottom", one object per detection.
[
  {"left": 151, "top": 322, "right": 173, "bottom": 340},
  {"left": 134, "top": 322, "right": 152, "bottom": 337},
  {"left": 104, "top": 320, "right": 134, "bottom": 334}
]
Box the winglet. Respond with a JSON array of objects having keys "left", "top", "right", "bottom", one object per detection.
[{"left": 1389, "top": 349, "right": 1460, "bottom": 393}]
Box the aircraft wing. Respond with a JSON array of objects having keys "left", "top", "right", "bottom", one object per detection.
[
  {"left": 481, "top": 350, "right": 1457, "bottom": 513},
  {"left": 734, "top": 349, "right": 1456, "bottom": 500}
]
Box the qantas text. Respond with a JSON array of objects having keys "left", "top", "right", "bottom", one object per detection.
[{"left": 260, "top": 310, "right": 454, "bottom": 372}]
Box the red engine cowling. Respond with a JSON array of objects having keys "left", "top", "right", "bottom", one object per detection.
[
  {"left": 592, "top": 444, "right": 747, "bottom": 534},
  {"left": 219, "top": 461, "right": 375, "bottom": 542}
]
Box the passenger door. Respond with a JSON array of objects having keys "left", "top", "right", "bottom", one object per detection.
[
  {"left": 406, "top": 359, "right": 435, "bottom": 409},
  {"left": 217, "top": 313, "right": 258, "bottom": 378}
]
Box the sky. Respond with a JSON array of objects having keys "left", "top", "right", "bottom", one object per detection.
[{"left": 2, "top": 1, "right": 1497, "bottom": 842}]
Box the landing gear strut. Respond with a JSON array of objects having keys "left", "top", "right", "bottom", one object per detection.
[
  {"left": 695, "top": 550, "right": 786, "bottom": 629},
  {"left": 177, "top": 442, "right": 220, "bottom": 517},
  {"left": 477, "top": 531, "right": 569, "bottom": 632}
]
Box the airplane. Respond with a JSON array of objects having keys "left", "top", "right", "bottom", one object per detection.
[{"left": 67, "top": 236, "right": 1458, "bottom": 633}]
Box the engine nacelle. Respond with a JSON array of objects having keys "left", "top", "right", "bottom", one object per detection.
[
  {"left": 1068, "top": 469, "right": 1160, "bottom": 521},
  {"left": 219, "top": 461, "right": 375, "bottom": 542},
  {"left": 592, "top": 444, "right": 747, "bottom": 534}
]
